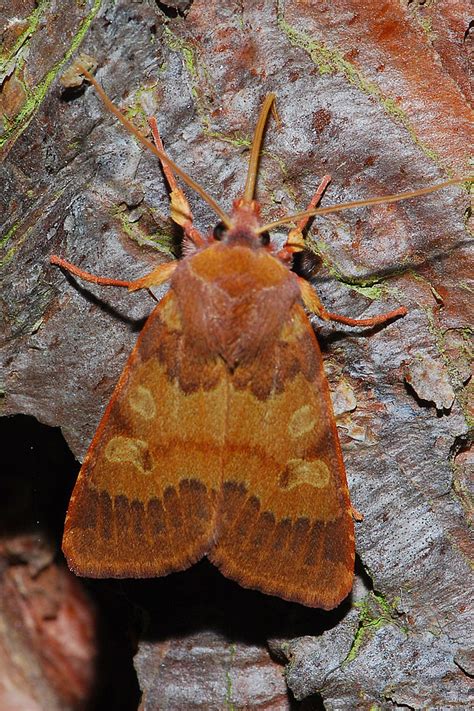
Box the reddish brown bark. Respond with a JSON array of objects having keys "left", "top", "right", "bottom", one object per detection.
[{"left": 1, "top": 0, "right": 472, "bottom": 708}]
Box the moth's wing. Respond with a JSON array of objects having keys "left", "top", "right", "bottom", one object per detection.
[
  {"left": 208, "top": 303, "right": 355, "bottom": 609},
  {"left": 63, "top": 291, "right": 226, "bottom": 577}
]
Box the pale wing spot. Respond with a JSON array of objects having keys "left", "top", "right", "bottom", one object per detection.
[
  {"left": 280, "top": 309, "right": 307, "bottom": 342},
  {"left": 129, "top": 385, "right": 156, "bottom": 420},
  {"left": 105, "top": 436, "right": 153, "bottom": 474},
  {"left": 288, "top": 404, "right": 316, "bottom": 438},
  {"left": 284, "top": 458, "right": 331, "bottom": 489},
  {"left": 160, "top": 296, "right": 182, "bottom": 330}
]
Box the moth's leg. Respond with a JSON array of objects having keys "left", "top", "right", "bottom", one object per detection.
[
  {"left": 277, "top": 175, "right": 332, "bottom": 261},
  {"left": 126, "top": 260, "right": 177, "bottom": 291},
  {"left": 289, "top": 176, "right": 406, "bottom": 326},
  {"left": 298, "top": 277, "right": 407, "bottom": 326},
  {"left": 351, "top": 505, "right": 364, "bottom": 522},
  {"left": 148, "top": 117, "right": 206, "bottom": 248},
  {"left": 50, "top": 255, "right": 177, "bottom": 291}
]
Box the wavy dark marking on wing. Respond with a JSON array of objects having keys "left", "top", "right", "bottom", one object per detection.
[{"left": 65, "top": 478, "right": 216, "bottom": 577}]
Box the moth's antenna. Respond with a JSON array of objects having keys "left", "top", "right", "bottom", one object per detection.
[
  {"left": 257, "top": 178, "right": 472, "bottom": 234},
  {"left": 79, "top": 66, "right": 233, "bottom": 229},
  {"left": 243, "top": 93, "right": 276, "bottom": 204}
]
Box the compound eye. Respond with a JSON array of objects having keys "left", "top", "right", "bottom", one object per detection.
[
  {"left": 213, "top": 222, "right": 226, "bottom": 241},
  {"left": 260, "top": 231, "right": 270, "bottom": 246}
]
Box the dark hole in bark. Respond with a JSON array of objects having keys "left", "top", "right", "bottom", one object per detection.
[
  {"left": 463, "top": 19, "right": 473, "bottom": 42},
  {"left": 0, "top": 415, "right": 140, "bottom": 710},
  {"left": 59, "top": 84, "right": 88, "bottom": 103},
  {"left": 155, "top": 1, "right": 194, "bottom": 20}
]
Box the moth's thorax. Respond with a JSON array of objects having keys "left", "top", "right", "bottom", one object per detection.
[{"left": 170, "top": 242, "right": 300, "bottom": 368}]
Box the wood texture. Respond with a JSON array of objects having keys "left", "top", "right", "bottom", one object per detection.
[{"left": 1, "top": 0, "right": 472, "bottom": 708}]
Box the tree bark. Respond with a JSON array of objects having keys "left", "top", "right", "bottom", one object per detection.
[{"left": 1, "top": 0, "right": 472, "bottom": 708}]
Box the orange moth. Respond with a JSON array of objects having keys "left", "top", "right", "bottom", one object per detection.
[{"left": 51, "top": 66, "right": 468, "bottom": 609}]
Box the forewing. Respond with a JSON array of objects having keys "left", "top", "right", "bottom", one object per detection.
[
  {"left": 63, "top": 291, "right": 226, "bottom": 577},
  {"left": 208, "top": 303, "right": 355, "bottom": 609}
]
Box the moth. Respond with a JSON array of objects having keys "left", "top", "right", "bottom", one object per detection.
[{"left": 51, "top": 66, "right": 465, "bottom": 609}]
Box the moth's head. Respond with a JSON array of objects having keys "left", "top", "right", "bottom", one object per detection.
[{"left": 212, "top": 198, "right": 271, "bottom": 249}]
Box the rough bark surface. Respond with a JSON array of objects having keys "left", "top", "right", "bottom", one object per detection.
[{"left": 1, "top": 0, "right": 473, "bottom": 709}]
